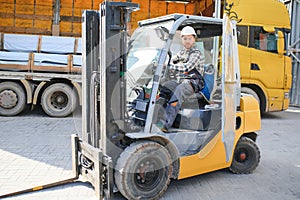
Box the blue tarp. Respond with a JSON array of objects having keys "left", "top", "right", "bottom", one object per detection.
[
  {"left": 0, "top": 33, "right": 82, "bottom": 68},
  {"left": 3, "top": 33, "right": 81, "bottom": 54},
  {"left": 41, "top": 36, "right": 76, "bottom": 54},
  {"left": 0, "top": 51, "right": 29, "bottom": 65},
  {"left": 4, "top": 34, "right": 39, "bottom": 52},
  {"left": 0, "top": 51, "right": 82, "bottom": 67}
]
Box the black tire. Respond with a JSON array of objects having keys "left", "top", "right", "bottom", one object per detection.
[
  {"left": 230, "top": 137, "right": 260, "bottom": 174},
  {"left": 115, "top": 141, "right": 172, "bottom": 200},
  {"left": 41, "top": 83, "right": 77, "bottom": 117},
  {"left": 0, "top": 81, "right": 26, "bottom": 116}
]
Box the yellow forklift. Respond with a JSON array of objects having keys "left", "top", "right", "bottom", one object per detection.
[
  {"left": 0, "top": 1, "right": 261, "bottom": 199},
  {"left": 76, "top": 1, "right": 261, "bottom": 199}
]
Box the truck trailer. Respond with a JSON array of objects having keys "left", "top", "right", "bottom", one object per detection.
[{"left": 0, "top": 33, "right": 82, "bottom": 117}]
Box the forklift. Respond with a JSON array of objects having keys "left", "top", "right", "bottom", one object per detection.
[
  {"left": 0, "top": 1, "right": 261, "bottom": 200},
  {"left": 76, "top": 1, "right": 261, "bottom": 199}
]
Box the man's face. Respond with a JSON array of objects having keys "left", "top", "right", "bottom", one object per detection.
[{"left": 181, "top": 35, "right": 195, "bottom": 49}]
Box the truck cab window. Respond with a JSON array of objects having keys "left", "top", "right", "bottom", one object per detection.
[
  {"left": 250, "top": 26, "right": 277, "bottom": 53},
  {"left": 236, "top": 25, "right": 248, "bottom": 46}
]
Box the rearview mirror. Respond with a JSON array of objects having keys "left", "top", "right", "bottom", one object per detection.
[{"left": 277, "top": 30, "right": 284, "bottom": 56}]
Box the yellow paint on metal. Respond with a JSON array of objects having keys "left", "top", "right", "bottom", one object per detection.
[
  {"left": 178, "top": 95, "right": 261, "bottom": 180},
  {"left": 32, "top": 186, "right": 43, "bottom": 191},
  {"left": 227, "top": 0, "right": 290, "bottom": 29},
  {"left": 240, "top": 95, "right": 261, "bottom": 132},
  {"left": 178, "top": 131, "right": 229, "bottom": 179}
]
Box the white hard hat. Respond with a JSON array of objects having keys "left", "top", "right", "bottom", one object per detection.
[{"left": 181, "top": 26, "right": 196, "bottom": 37}]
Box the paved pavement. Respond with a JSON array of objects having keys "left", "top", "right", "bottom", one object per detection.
[{"left": 0, "top": 106, "right": 300, "bottom": 200}]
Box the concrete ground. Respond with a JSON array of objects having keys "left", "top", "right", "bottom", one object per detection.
[{"left": 0, "top": 106, "right": 299, "bottom": 200}]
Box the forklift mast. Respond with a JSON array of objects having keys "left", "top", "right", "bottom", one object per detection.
[
  {"left": 82, "top": 0, "right": 138, "bottom": 155},
  {"left": 80, "top": 1, "right": 139, "bottom": 199}
]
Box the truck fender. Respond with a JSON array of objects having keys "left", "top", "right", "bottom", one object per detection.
[
  {"left": 126, "top": 132, "right": 180, "bottom": 179},
  {"left": 33, "top": 81, "right": 47, "bottom": 105},
  {"left": 20, "top": 79, "right": 33, "bottom": 104},
  {"left": 71, "top": 81, "right": 82, "bottom": 106}
]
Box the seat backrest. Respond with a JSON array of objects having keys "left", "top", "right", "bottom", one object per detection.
[{"left": 200, "top": 64, "right": 215, "bottom": 101}]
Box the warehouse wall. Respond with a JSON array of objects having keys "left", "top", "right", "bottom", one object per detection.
[{"left": 0, "top": 0, "right": 214, "bottom": 37}]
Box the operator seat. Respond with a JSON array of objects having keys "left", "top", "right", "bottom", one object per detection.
[
  {"left": 173, "top": 64, "right": 221, "bottom": 131},
  {"left": 181, "top": 63, "right": 215, "bottom": 108}
]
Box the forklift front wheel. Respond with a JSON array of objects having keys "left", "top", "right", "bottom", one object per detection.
[
  {"left": 115, "top": 141, "right": 172, "bottom": 200},
  {"left": 230, "top": 136, "right": 260, "bottom": 174}
]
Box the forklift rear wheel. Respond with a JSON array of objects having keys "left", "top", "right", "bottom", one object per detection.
[
  {"left": 41, "top": 83, "right": 77, "bottom": 117},
  {"left": 230, "top": 137, "right": 260, "bottom": 174},
  {"left": 0, "top": 81, "right": 26, "bottom": 116},
  {"left": 115, "top": 141, "right": 172, "bottom": 200}
]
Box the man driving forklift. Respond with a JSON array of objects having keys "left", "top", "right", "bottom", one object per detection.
[{"left": 156, "top": 26, "right": 206, "bottom": 132}]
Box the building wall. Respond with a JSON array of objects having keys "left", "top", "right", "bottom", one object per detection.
[{"left": 0, "top": 0, "right": 214, "bottom": 37}]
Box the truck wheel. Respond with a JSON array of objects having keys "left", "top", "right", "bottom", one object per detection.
[
  {"left": 115, "top": 141, "right": 172, "bottom": 200},
  {"left": 41, "top": 83, "right": 77, "bottom": 117},
  {"left": 230, "top": 137, "right": 260, "bottom": 174},
  {"left": 0, "top": 82, "right": 26, "bottom": 116}
]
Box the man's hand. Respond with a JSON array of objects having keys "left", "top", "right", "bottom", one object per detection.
[{"left": 171, "top": 55, "right": 180, "bottom": 64}]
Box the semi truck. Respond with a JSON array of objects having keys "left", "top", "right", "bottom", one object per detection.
[
  {"left": 0, "top": 33, "right": 82, "bottom": 117},
  {"left": 227, "top": 0, "right": 292, "bottom": 112}
]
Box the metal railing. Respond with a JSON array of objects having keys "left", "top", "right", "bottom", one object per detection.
[{"left": 289, "top": 0, "right": 300, "bottom": 106}]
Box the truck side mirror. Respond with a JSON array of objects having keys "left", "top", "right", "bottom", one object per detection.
[{"left": 277, "top": 30, "right": 284, "bottom": 56}]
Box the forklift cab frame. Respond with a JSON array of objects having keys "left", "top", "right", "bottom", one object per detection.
[{"left": 78, "top": 1, "right": 260, "bottom": 199}]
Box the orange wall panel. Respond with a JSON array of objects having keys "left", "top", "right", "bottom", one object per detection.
[
  {"left": 16, "top": 0, "right": 35, "bottom": 5},
  {"left": 73, "top": 22, "right": 81, "bottom": 33},
  {"left": 61, "top": 0, "right": 74, "bottom": 8},
  {"left": 133, "top": 0, "right": 149, "bottom": 10},
  {"left": 74, "top": 8, "right": 83, "bottom": 17},
  {"left": 16, "top": 4, "right": 35, "bottom": 15},
  {"left": 0, "top": 0, "right": 213, "bottom": 36},
  {"left": 167, "top": 2, "right": 185, "bottom": 14},
  {"left": 73, "top": 0, "right": 92, "bottom": 9},
  {"left": 0, "top": 18, "right": 14, "bottom": 26},
  {"left": 92, "top": 0, "right": 103, "bottom": 10},
  {"left": 34, "top": 20, "right": 52, "bottom": 29},
  {"left": 150, "top": 1, "right": 166, "bottom": 18},
  {"left": 35, "top": 0, "right": 53, "bottom": 6},
  {"left": 60, "top": 7, "right": 73, "bottom": 16},
  {"left": 60, "top": 21, "right": 72, "bottom": 32},
  {"left": 186, "top": 3, "right": 195, "bottom": 15},
  {"left": 199, "top": 0, "right": 206, "bottom": 10},
  {"left": 15, "top": 18, "right": 33, "bottom": 28},
  {"left": 35, "top": 5, "right": 53, "bottom": 16},
  {"left": 0, "top": 0, "right": 14, "bottom": 3},
  {"left": 207, "top": 0, "right": 213, "bottom": 6},
  {"left": 0, "top": 3, "right": 14, "bottom": 13}
]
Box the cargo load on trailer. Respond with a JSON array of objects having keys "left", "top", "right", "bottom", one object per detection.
[{"left": 0, "top": 33, "right": 82, "bottom": 117}]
